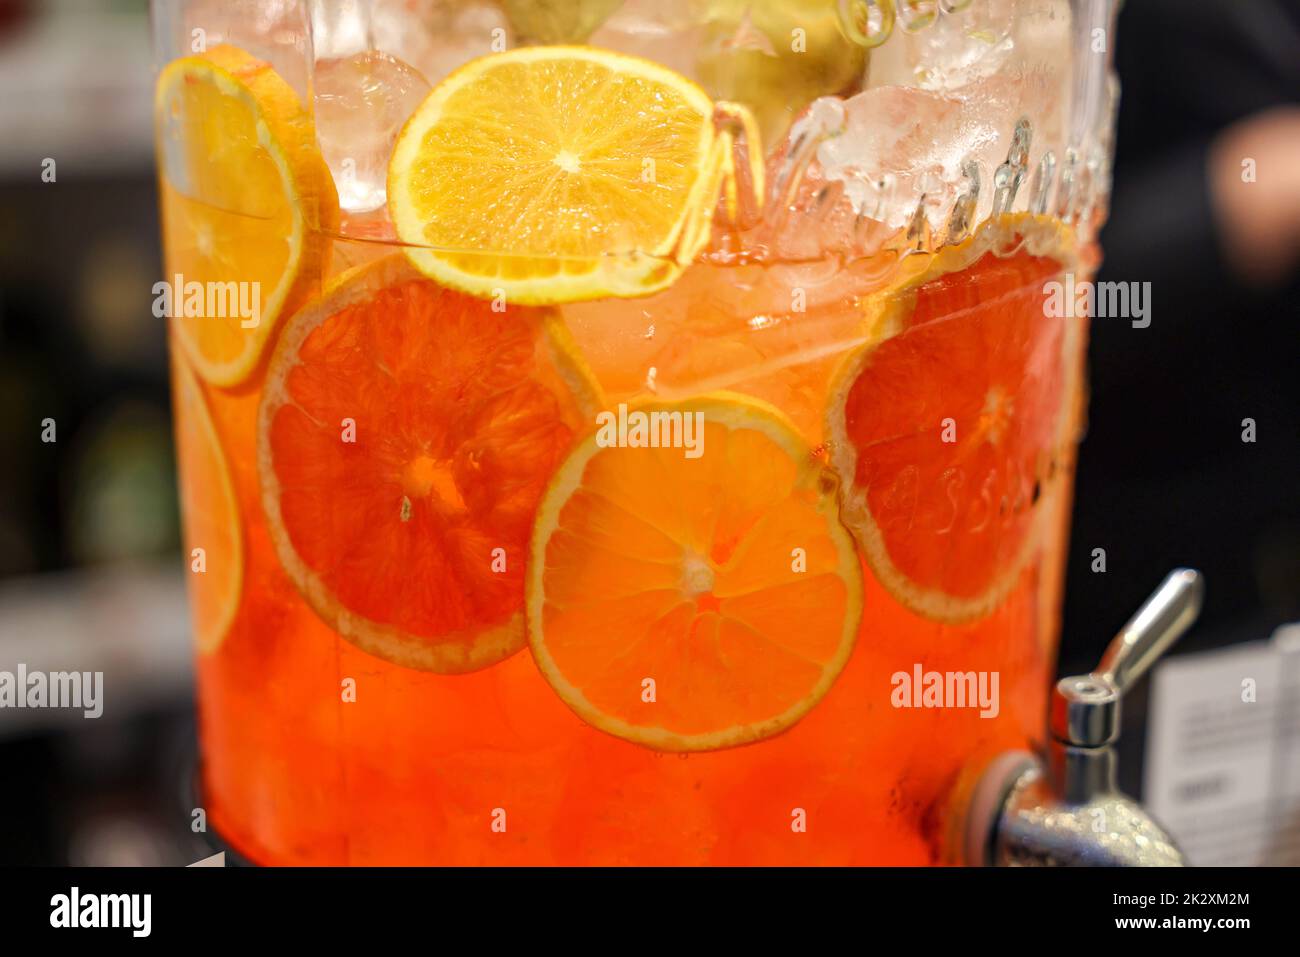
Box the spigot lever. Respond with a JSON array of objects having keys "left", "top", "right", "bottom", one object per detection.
[
  {"left": 1052, "top": 569, "right": 1203, "bottom": 748},
  {"left": 967, "top": 568, "right": 1204, "bottom": 866},
  {"left": 1096, "top": 568, "right": 1204, "bottom": 696}
]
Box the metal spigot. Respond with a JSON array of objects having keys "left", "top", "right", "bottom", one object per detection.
[{"left": 966, "top": 569, "right": 1204, "bottom": 866}]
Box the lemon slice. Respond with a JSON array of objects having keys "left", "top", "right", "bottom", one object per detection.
[
  {"left": 388, "top": 46, "right": 720, "bottom": 304},
  {"left": 171, "top": 352, "right": 243, "bottom": 653},
  {"left": 155, "top": 45, "right": 337, "bottom": 387},
  {"left": 527, "top": 393, "right": 863, "bottom": 751}
]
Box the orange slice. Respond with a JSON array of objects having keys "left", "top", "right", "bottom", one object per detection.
[
  {"left": 527, "top": 393, "right": 863, "bottom": 751},
  {"left": 825, "top": 214, "right": 1079, "bottom": 624},
  {"left": 258, "top": 254, "right": 599, "bottom": 673},
  {"left": 156, "top": 44, "right": 338, "bottom": 386},
  {"left": 171, "top": 351, "right": 243, "bottom": 653},
  {"left": 387, "top": 46, "right": 719, "bottom": 304}
]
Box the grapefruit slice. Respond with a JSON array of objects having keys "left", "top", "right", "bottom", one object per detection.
[
  {"left": 155, "top": 44, "right": 338, "bottom": 387},
  {"left": 527, "top": 393, "right": 863, "bottom": 751},
  {"left": 825, "top": 214, "right": 1079, "bottom": 623},
  {"left": 171, "top": 351, "right": 243, "bottom": 653},
  {"left": 387, "top": 46, "right": 721, "bottom": 303},
  {"left": 258, "top": 254, "right": 600, "bottom": 673}
]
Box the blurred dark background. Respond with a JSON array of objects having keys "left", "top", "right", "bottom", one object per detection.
[
  {"left": 1065, "top": 0, "right": 1300, "bottom": 668},
  {"left": 0, "top": 0, "right": 203, "bottom": 866},
  {"left": 1062, "top": 0, "right": 1300, "bottom": 808},
  {"left": 0, "top": 0, "right": 1296, "bottom": 865}
]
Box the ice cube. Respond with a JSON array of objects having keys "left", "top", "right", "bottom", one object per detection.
[
  {"left": 368, "top": 0, "right": 512, "bottom": 84},
  {"left": 314, "top": 50, "right": 431, "bottom": 214},
  {"left": 311, "top": 0, "right": 376, "bottom": 59},
  {"left": 815, "top": 86, "right": 999, "bottom": 230},
  {"left": 867, "top": 0, "right": 1017, "bottom": 93},
  {"left": 176, "top": 0, "right": 314, "bottom": 101},
  {"left": 736, "top": 1, "right": 1074, "bottom": 256},
  {"left": 814, "top": 34, "right": 1073, "bottom": 239},
  {"left": 593, "top": 1, "right": 867, "bottom": 150}
]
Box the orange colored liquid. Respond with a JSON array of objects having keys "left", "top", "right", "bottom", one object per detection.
[{"left": 170, "top": 220, "right": 1086, "bottom": 865}]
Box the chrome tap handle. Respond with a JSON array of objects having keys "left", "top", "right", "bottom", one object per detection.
[
  {"left": 1051, "top": 569, "right": 1203, "bottom": 747},
  {"left": 1096, "top": 568, "right": 1203, "bottom": 696},
  {"left": 967, "top": 568, "right": 1203, "bottom": 866}
]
